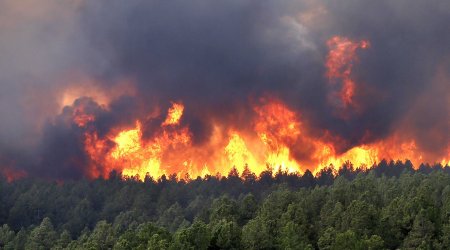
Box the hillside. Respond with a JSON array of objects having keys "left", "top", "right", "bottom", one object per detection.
[{"left": 1, "top": 161, "right": 450, "bottom": 249}]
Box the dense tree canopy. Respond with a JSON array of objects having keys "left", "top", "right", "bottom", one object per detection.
[{"left": 0, "top": 160, "right": 449, "bottom": 249}]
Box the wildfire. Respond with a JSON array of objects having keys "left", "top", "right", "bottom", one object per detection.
[
  {"left": 224, "top": 133, "right": 259, "bottom": 172},
  {"left": 0, "top": 167, "right": 27, "bottom": 182},
  {"left": 72, "top": 96, "right": 449, "bottom": 181},
  {"left": 162, "top": 102, "right": 184, "bottom": 126},
  {"left": 16, "top": 36, "right": 444, "bottom": 181},
  {"left": 72, "top": 107, "right": 95, "bottom": 127},
  {"left": 326, "top": 36, "right": 370, "bottom": 109}
]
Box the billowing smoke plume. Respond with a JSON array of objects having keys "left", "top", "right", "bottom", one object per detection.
[{"left": 0, "top": 0, "right": 449, "bottom": 179}]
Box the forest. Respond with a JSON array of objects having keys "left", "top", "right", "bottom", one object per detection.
[{"left": 1, "top": 160, "right": 450, "bottom": 250}]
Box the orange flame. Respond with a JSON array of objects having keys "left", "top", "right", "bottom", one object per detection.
[
  {"left": 0, "top": 167, "right": 27, "bottom": 182},
  {"left": 326, "top": 36, "right": 370, "bottom": 108},
  {"left": 72, "top": 106, "right": 96, "bottom": 127},
  {"left": 76, "top": 97, "right": 449, "bottom": 180},
  {"left": 162, "top": 102, "right": 184, "bottom": 126},
  {"left": 56, "top": 37, "right": 448, "bottom": 181}
]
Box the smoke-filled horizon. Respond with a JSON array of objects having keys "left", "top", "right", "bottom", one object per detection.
[{"left": 0, "top": 0, "right": 449, "bottom": 180}]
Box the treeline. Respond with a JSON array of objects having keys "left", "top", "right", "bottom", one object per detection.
[{"left": 1, "top": 160, "right": 450, "bottom": 249}]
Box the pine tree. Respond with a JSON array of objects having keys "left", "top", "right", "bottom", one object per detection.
[{"left": 25, "top": 217, "right": 57, "bottom": 250}]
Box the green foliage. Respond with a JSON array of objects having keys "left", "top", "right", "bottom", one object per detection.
[
  {"left": 171, "top": 220, "right": 210, "bottom": 250},
  {"left": 278, "top": 203, "right": 312, "bottom": 249},
  {"left": 327, "top": 231, "right": 384, "bottom": 250},
  {"left": 52, "top": 230, "right": 72, "bottom": 250},
  {"left": 83, "top": 220, "right": 115, "bottom": 250},
  {"left": 113, "top": 222, "right": 170, "bottom": 250},
  {"left": 241, "top": 217, "right": 272, "bottom": 249},
  {"left": 157, "top": 202, "right": 189, "bottom": 232},
  {"left": 364, "top": 235, "right": 385, "bottom": 250},
  {"left": 210, "top": 219, "right": 241, "bottom": 249},
  {"left": 402, "top": 209, "right": 435, "bottom": 249},
  {"left": 25, "top": 217, "right": 57, "bottom": 250},
  {"left": 147, "top": 233, "right": 170, "bottom": 250},
  {"left": 318, "top": 227, "right": 337, "bottom": 250},
  {"left": 209, "top": 196, "right": 239, "bottom": 224},
  {"left": 14, "top": 228, "right": 28, "bottom": 250},
  {"left": 332, "top": 230, "right": 362, "bottom": 250},
  {"left": 0, "top": 162, "right": 449, "bottom": 249},
  {"left": 279, "top": 221, "right": 313, "bottom": 249},
  {"left": 341, "top": 200, "right": 378, "bottom": 236},
  {"left": 0, "top": 224, "right": 15, "bottom": 250},
  {"left": 238, "top": 193, "right": 258, "bottom": 225}
]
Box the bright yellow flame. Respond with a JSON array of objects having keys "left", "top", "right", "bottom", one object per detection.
[
  {"left": 266, "top": 146, "right": 301, "bottom": 174},
  {"left": 225, "top": 133, "right": 259, "bottom": 173},
  {"left": 82, "top": 98, "right": 448, "bottom": 181},
  {"left": 109, "top": 121, "right": 166, "bottom": 178},
  {"left": 315, "top": 146, "right": 379, "bottom": 174},
  {"left": 163, "top": 102, "right": 184, "bottom": 126},
  {"left": 111, "top": 122, "right": 142, "bottom": 159}
]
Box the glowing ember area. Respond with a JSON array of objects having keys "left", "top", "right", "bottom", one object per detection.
[
  {"left": 76, "top": 98, "right": 448, "bottom": 180},
  {"left": 72, "top": 109, "right": 95, "bottom": 127},
  {"left": 0, "top": 167, "right": 27, "bottom": 182},
  {"left": 67, "top": 97, "right": 99, "bottom": 127},
  {"left": 326, "top": 36, "right": 370, "bottom": 108}
]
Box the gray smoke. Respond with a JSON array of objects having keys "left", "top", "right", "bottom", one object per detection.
[{"left": 0, "top": 0, "right": 448, "bottom": 179}]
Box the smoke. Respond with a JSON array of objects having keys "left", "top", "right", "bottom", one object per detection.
[{"left": 0, "top": 0, "right": 449, "bottom": 179}]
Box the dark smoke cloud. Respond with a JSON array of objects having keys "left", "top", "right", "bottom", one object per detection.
[{"left": 0, "top": 0, "right": 448, "bottom": 179}]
